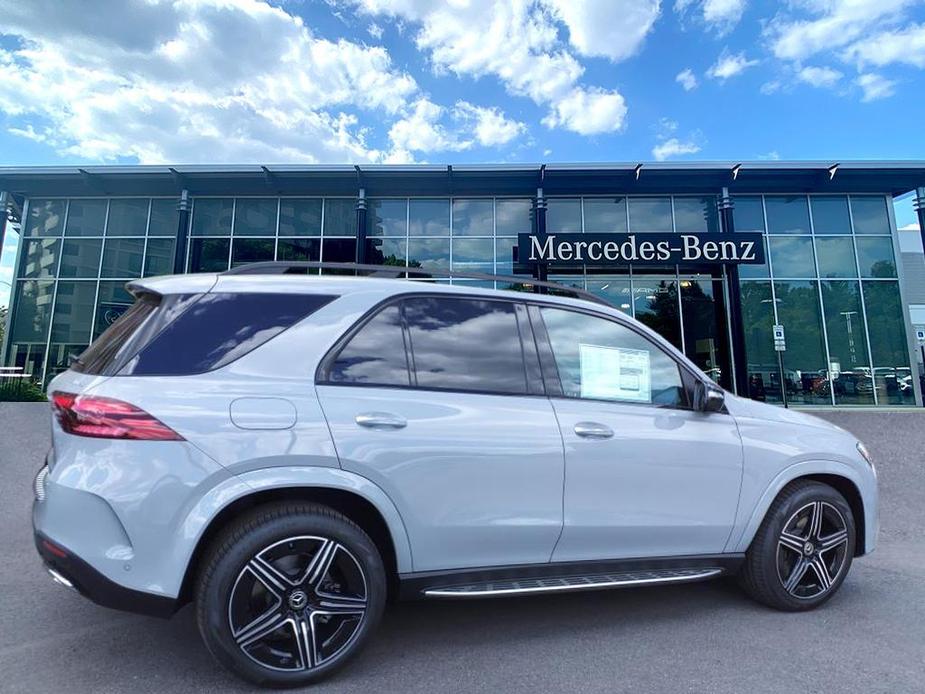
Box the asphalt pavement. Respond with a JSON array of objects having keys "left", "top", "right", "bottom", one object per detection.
[{"left": 1, "top": 403, "right": 923, "bottom": 693}]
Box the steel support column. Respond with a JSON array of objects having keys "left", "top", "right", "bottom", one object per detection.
[
  {"left": 719, "top": 188, "right": 749, "bottom": 397},
  {"left": 533, "top": 186, "right": 548, "bottom": 292},
  {"left": 173, "top": 190, "right": 191, "bottom": 274},
  {"left": 0, "top": 191, "right": 8, "bottom": 255},
  {"left": 356, "top": 188, "right": 367, "bottom": 264},
  {"left": 916, "top": 187, "right": 925, "bottom": 257}
]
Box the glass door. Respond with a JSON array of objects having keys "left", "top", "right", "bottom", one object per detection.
[{"left": 680, "top": 277, "right": 732, "bottom": 390}]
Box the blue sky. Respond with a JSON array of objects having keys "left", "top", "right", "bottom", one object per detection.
[{"left": 1, "top": 0, "right": 924, "bottom": 306}]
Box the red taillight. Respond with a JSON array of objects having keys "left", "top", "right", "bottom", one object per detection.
[
  {"left": 51, "top": 391, "right": 184, "bottom": 441},
  {"left": 42, "top": 539, "right": 68, "bottom": 558}
]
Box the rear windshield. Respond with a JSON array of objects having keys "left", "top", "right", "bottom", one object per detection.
[
  {"left": 72, "top": 293, "right": 163, "bottom": 375},
  {"left": 74, "top": 291, "right": 336, "bottom": 377}
]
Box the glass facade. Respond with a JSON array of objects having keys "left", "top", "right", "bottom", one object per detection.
[
  {"left": 2, "top": 190, "right": 917, "bottom": 407},
  {"left": 8, "top": 197, "right": 179, "bottom": 381},
  {"left": 735, "top": 193, "right": 912, "bottom": 406}
]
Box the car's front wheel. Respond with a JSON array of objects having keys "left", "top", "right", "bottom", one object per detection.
[
  {"left": 195, "top": 502, "right": 386, "bottom": 687},
  {"left": 740, "top": 480, "right": 855, "bottom": 611}
]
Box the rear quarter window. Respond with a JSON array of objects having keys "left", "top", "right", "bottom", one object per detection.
[
  {"left": 121, "top": 292, "right": 337, "bottom": 375},
  {"left": 73, "top": 293, "right": 162, "bottom": 375}
]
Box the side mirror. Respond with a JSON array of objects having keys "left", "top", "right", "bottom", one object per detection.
[{"left": 695, "top": 381, "right": 725, "bottom": 413}]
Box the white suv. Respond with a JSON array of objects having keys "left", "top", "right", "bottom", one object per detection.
[{"left": 33, "top": 264, "right": 878, "bottom": 687}]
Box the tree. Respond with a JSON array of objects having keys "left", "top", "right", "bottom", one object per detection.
[{"left": 0, "top": 304, "right": 6, "bottom": 349}]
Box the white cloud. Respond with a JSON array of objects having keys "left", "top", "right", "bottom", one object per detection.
[
  {"left": 652, "top": 119, "right": 702, "bottom": 160},
  {"left": 387, "top": 97, "right": 525, "bottom": 154},
  {"left": 454, "top": 102, "right": 526, "bottom": 147},
  {"left": 657, "top": 117, "right": 679, "bottom": 134},
  {"left": 766, "top": 0, "right": 916, "bottom": 62},
  {"left": 0, "top": 0, "right": 429, "bottom": 163},
  {"left": 676, "top": 67, "right": 698, "bottom": 91},
  {"left": 797, "top": 65, "right": 843, "bottom": 88},
  {"left": 760, "top": 80, "right": 781, "bottom": 95},
  {"left": 707, "top": 49, "right": 758, "bottom": 80},
  {"left": 387, "top": 98, "right": 467, "bottom": 153},
  {"left": 900, "top": 223, "right": 919, "bottom": 231},
  {"left": 652, "top": 137, "right": 701, "bottom": 161},
  {"left": 761, "top": 1, "right": 925, "bottom": 104},
  {"left": 367, "top": 22, "right": 384, "bottom": 40},
  {"left": 348, "top": 0, "right": 651, "bottom": 134},
  {"left": 541, "top": 87, "right": 627, "bottom": 135},
  {"left": 758, "top": 150, "right": 781, "bottom": 160},
  {"left": 675, "top": 0, "right": 746, "bottom": 34},
  {"left": 844, "top": 23, "right": 925, "bottom": 69},
  {"left": 544, "top": 0, "right": 661, "bottom": 62},
  {"left": 856, "top": 73, "right": 897, "bottom": 101}
]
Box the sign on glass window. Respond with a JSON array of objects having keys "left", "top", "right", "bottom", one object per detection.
[{"left": 579, "top": 343, "right": 651, "bottom": 403}]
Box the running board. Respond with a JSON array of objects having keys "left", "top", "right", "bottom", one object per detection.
[{"left": 422, "top": 567, "right": 724, "bottom": 598}]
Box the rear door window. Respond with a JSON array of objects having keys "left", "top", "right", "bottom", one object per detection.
[
  {"left": 322, "top": 295, "right": 531, "bottom": 395},
  {"left": 403, "top": 296, "right": 528, "bottom": 394},
  {"left": 326, "top": 304, "right": 411, "bottom": 386}
]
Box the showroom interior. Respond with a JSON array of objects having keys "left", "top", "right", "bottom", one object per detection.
[{"left": 1, "top": 161, "right": 923, "bottom": 408}]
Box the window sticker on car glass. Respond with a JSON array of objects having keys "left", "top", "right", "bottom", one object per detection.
[{"left": 579, "top": 343, "right": 651, "bottom": 402}]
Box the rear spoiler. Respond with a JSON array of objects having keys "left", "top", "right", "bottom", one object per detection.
[{"left": 125, "top": 274, "right": 220, "bottom": 298}]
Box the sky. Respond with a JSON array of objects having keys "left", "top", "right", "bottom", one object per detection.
[{"left": 1, "top": 0, "right": 925, "bottom": 307}]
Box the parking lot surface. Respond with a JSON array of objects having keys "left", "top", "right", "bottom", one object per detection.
[{"left": 1, "top": 403, "right": 924, "bottom": 693}]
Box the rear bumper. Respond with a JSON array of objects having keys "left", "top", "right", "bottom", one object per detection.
[{"left": 33, "top": 528, "right": 178, "bottom": 619}]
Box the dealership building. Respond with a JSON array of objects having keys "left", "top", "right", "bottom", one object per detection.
[{"left": 1, "top": 162, "right": 924, "bottom": 408}]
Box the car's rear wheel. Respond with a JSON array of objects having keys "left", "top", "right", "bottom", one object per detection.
[
  {"left": 195, "top": 502, "right": 386, "bottom": 687},
  {"left": 740, "top": 480, "right": 855, "bottom": 611}
]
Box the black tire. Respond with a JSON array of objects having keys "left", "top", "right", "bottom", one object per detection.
[
  {"left": 195, "top": 502, "right": 386, "bottom": 687},
  {"left": 740, "top": 480, "right": 855, "bottom": 611}
]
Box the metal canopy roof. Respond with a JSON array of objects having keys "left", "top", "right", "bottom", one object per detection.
[{"left": 0, "top": 161, "right": 923, "bottom": 198}]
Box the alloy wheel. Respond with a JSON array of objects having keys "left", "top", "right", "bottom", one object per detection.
[
  {"left": 227, "top": 536, "right": 368, "bottom": 672},
  {"left": 776, "top": 501, "right": 849, "bottom": 600}
]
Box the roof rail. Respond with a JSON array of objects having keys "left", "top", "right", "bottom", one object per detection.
[{"left": 222, "top": 261, "right": 613, "bottom": 308}]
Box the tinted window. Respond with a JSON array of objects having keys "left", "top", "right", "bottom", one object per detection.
[
  {"left": 106, "top": 199, "right": 149, "bottom": 236},
  {"left": 409, "top": 199, "right": 449, "bottom": 236},
  {"left": 674, "top": 197, "right": 719, "bottom": 232},
  {"left": 811, "top": 196, "right": 851, "bottom": 234},
  {"left": 279, "top": 199, "right": 322, "bottom": 236},
  {"left": 765, "top": 196, "right": 810, "bottom": 235},
  {"left": 367, "top": 199, "right": 407, "bottom": 236},
  {"left": 732, "top": 196, "right": 765, "bottom": 232},
  {"left": 404, "top": 297, "right": 527, "bottom": 394},
  {"left": 148, "top": 199, "right": 179, "bottom": 236},
  {"left": 769, "top": 236, "right": 816, "bottom": 277},
  {"left": 74, "top": 294, "right": 161, "bottom": 374},
  {"left": 101, "top": 238, "right": 145, "bottom": 277},
  {"left": 583, "top": 197, "right": 627, "bottom": 232},
  {"left": 451, "top": 199, "right": 493, "bottom": 236},
  {"left": 24, "top": 199, "right": 67, "bottom": 237},
  {"left": 144, "top": 238, "right": 176, "bottom": 276},
  {"left": 540, "top": 307, "right": 687, "bottom": 407},
  {"left": 65, "top": 199, "right": 107, "bottom": 236},
  {"left": 327, "top": 304, "right": 409, "bottom": 386},
  {"left": 850, "top": 196, "right": 891, "bottom": 235},
  {"left": 856, "top": 237, "right": 896, "bottom": 277},
  {"left": 495, "top": 199, "right": 533, "bottom": 235},
  {"left": 233, "top": 198, "right": 277, "bottom": 236},
  {"left": 122, "top": 293, "right": 337, "bottom": 375},
  {"left": 629, "top": 197, "right": 672, "bottom": 232},
  {"left": 546, "top": 198, "right": 582, "bottom": 232},
  {"left": 815, "top": 237, "right": 857, "bottom": 278}
]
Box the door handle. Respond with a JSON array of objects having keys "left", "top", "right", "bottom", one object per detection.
[
  {"left": 355, "top": 412, "right": 407, "bottom": 430},
  {"left": 573, "top": 421, "right": 614, "bottom": 439}
]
